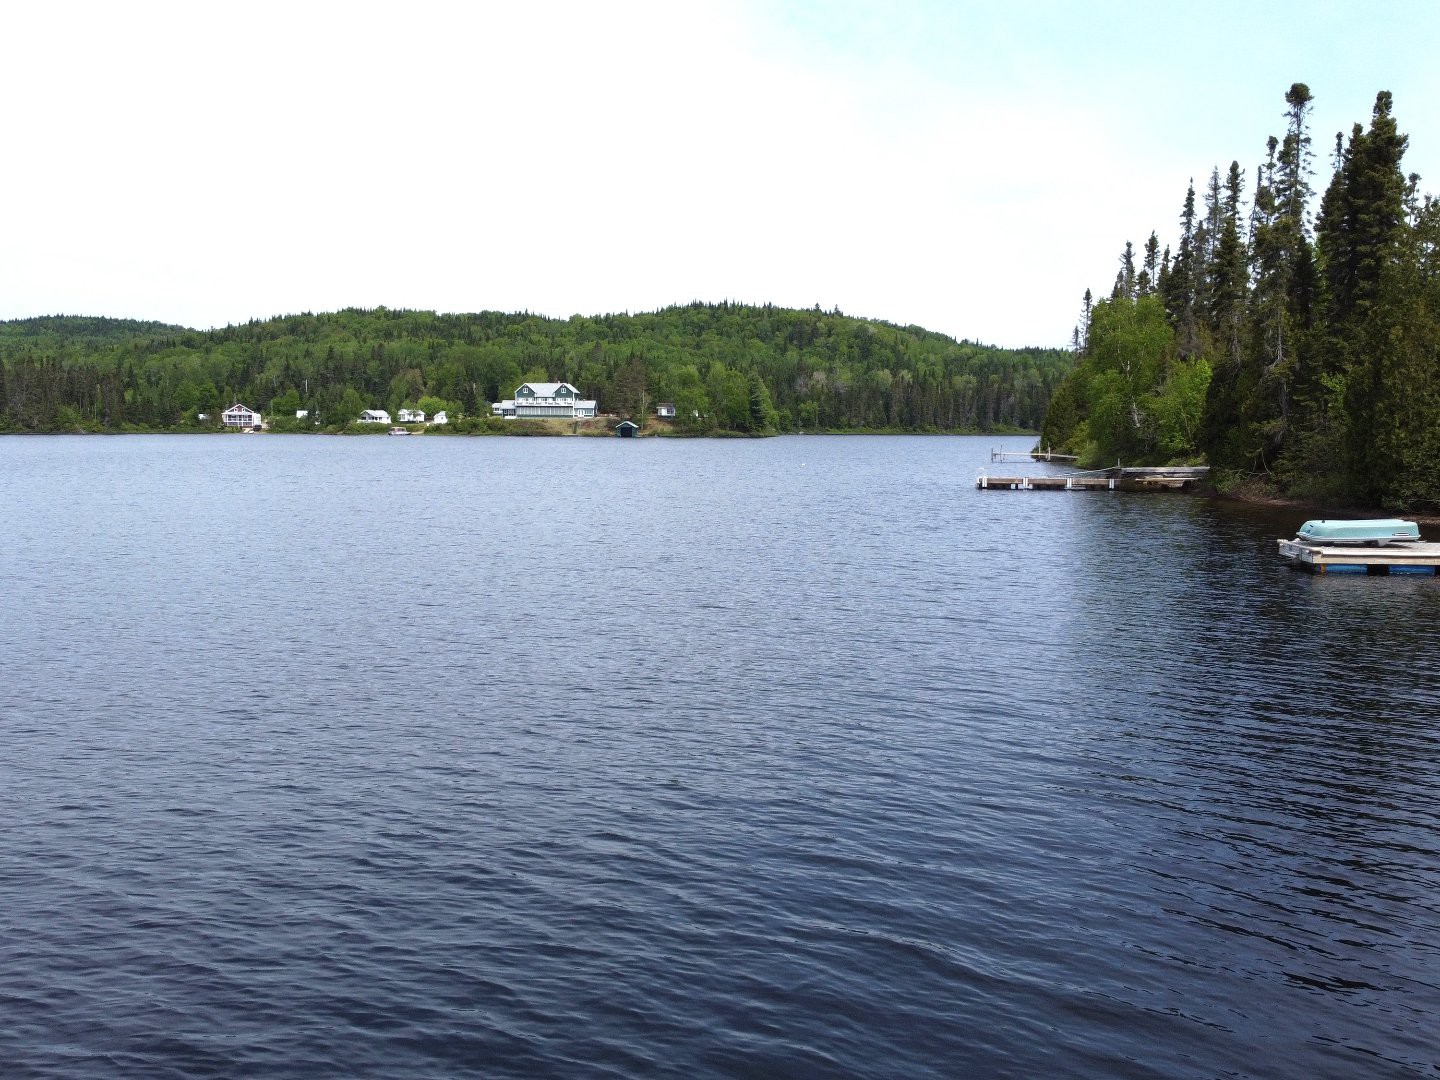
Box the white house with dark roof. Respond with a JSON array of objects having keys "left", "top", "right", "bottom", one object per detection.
[
  {"left": 492, "top": 382, "right": 597, "bottom": 419},
  {"left": 222, "top": 403, "right": 262, "bottom": 429}
]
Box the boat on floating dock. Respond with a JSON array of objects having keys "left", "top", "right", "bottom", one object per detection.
[
  {"left": 1294, "top": 518, "right": 1419, "bottom": 545},
  {"left": 976, "top": 466, "right": 1209, "bottom": 492},
  {"left": 1278, "top": 518, "right": 1440, "bottom": 574}
]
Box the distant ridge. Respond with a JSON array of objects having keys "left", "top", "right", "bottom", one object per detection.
[
  {"left": 0, "top": 303, "right": 1074, "bottom": 435},
  {"left": 0, "top": 315, "right": 191, "bottom": 344}
]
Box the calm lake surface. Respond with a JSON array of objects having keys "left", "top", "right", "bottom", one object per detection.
[{"left": 2, "top": 434, "right": 1437, "bottom": 1079}]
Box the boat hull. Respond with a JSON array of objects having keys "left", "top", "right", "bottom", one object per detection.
[{"left": 1295, "top": 518, "right": 1419, "bottom": 545}]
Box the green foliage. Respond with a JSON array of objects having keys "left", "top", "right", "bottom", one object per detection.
[
  {"left": 1342, "top": 193, "right": 1440, "bottom": 507},
  {"left": 1037, "top": 370, "right": 1083, "bottom": 453},
  {"left": 1273, "top": 371, "right": 1353, "bottom": 503},
  {"left": 335, "top": 387, "right": 369, "bottom": 427},
  {"left": 271, "top": 388, "right": 303, "bottom": 415},
  {"left": 1040, "top": 295, "right": 1191, "bottom": 466},
  {"left": 1148, "top": 357, "right": 1211, "bottom": 459},
  {"left": 1, "top": 304, "right": 1071, "bottom": 437},
  {"left": 416, "top": 395, "right": 452, "bottom": 418}
]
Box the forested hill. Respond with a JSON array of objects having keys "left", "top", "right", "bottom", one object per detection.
[
  {"left": 0, "top": 316, "right": 188, "bottom": 346},
  {"left": 0, "top": 304, "right": 1070, "bottom": 434}
]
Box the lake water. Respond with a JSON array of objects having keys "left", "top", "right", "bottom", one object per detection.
[{"left": 1, "top": 434, "right": 1437, "bottom": 1079}]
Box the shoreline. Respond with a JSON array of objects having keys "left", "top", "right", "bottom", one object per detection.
[
  {"left": 0, "top": 427, "right": 1040, "bottom": 439},
  {"left": 1211, "top": 488, "right": 1440, "bottom": 527}
]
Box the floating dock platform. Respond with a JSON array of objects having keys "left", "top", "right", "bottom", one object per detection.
[
  {"left": 977, "top": 466, "right": 1209, "bottom": 492},
  {"left": 1277, "top": 538, "right": 1440, "bottom": 575}
]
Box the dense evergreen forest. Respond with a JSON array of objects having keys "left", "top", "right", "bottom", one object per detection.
[
  {"left": 0, "top": 304, "right": 1070, "bottom": 436},
  {"left": 1040, "top": 86, "right": 1440, "bottom": 510}
]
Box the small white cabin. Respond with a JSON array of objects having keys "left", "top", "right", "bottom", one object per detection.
[
  {"left": 295, "top": 409, "right": 309, "bottom": 419},
  {"left": 397, "top": 408, "right": 426, "bottom": 423},
  {"left": 359, "top": 409, "right": 392, "bottom": 424},
  {"left": 222, "top": 403, "right": 262, "bottom": 429},
  {"left": 656, "top": 402, "right": 676, "bottom": 419},
  {"left": 431, "top": 411, "right": 448, "bottom": 425}
]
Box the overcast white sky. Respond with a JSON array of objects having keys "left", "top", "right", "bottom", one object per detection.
[{"left": 3, "top": 1, "right": 1437, "bottom": 348}]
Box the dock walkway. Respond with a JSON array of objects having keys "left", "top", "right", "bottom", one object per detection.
[
  {"left": 977, "top": 466, "right": 1209, "bottom": 493},
  {"left": 990, "top": 449, "right": 1079, "bottom": 463}
]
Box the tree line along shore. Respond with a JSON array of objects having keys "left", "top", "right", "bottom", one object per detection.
[
  {"left": 0, "top": 304, "right": 1068, "bottom": 438},
  {"left": 1040, "top": 85, "right": 1440, "bottom": 511}
]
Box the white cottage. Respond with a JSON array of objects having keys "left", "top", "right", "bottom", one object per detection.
[
  {"left": 397, "top": 409, "right": 426, "bottom": 423},
  {"left": 358, "top": 409, "right": 392, "bottom": 424},
  {"left": 431, "top": 411, "right": 448, "bottom": 425},
  {"left": 222, "top": 403, "right": 262, "bottom": 429},
  {"left": 492, "top": 382, "right": 597, "bottom": 419}
]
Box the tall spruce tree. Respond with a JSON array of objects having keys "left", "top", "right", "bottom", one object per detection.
[
  {"left": 1140, "top": 233, "right": 1160, "bottom": 296},
  {"left": 1204, "top": 162, "right": 1249, "bottom": 348},
  {"left": 1199, "top": 161, "right": 1261, "bottom": 470},
  {"left": 1317, "top": 93, "right": 1408, "bottom": 331},
  {"left": 1353, "top": 191, "right": 1440, "bottom": 506},
  {"left": 1161, "top": 182, "right": 1201, "bottom": 357},
  {"left": 1245, "top": 96, "right": 1314, "bottom": 447},
  {"left": 1113, "top": 241, "right": 1138, "bottom": 301},
  {"left": 1314, "top": 92, "right": 1415, "bottom": 501}
]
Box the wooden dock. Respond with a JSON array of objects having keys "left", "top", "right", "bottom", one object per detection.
[
  {"left": 978, "top": 474, "right": 1120, "bottom": 490},
  {"left": 990, "top": 448, "right": 1079, "bottom": 463},
  {"left": 977, "top": 466, "right": 1209, "bottom": 492},
  {"left": 1277, "top": 538, "right": 1440, "bottom": 575}
]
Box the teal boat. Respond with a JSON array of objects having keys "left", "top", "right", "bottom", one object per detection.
[{"left": 1295, "top": 518, "right": 1420, "bottom": 546}]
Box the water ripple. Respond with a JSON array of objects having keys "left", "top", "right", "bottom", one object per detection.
[{"left": 1, "top": 435, "right": 1438, "bottom": 1078}]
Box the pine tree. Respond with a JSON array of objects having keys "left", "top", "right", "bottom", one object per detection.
[
  {"left": 1073, "top": 288, "right": 1093, "bottom": 352},
  {"left": 1218, "top": 86, "right": 1319, "bottom": 470},
  {"left": 1274, "top": 83, "right": 1318, "bottom": 367},
  {"left": 1205, "top": 162, "right": 1249, "bottom": 359},
  {"left": 1317, "top": 92, "right": 1409, "bottom": 330},
  {"left": 1355, "top": 192, "right": 1440, "bottom": 506},
  {"left": 1112, "top": 242, "right": 1138, "bottom": 301},
  {"left": 1314, "top": 92, "right": 1414, "bottom": 499},
  {"left": 1196, "top": 167, "right": 1223, "bottom": 278},
  {"left": 1199, "top": 161, "right": 1260, "bottom": 472},
  {"left": 1140, "top": 232, "right": 1160, "bottom": 296},
  {"left": 1161, "top": 182, "right": 1201, "bottom": 357}
]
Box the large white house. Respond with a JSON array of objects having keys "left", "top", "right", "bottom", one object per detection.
[
  {"left": 358, "top": 409, "right": 392, "bottom": 424},
  {"left": 222, "top": 403, "right": 262, "bottom": 429},
  {"left": 492, "top": 382, "right": 597, "bottom": 419}
]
